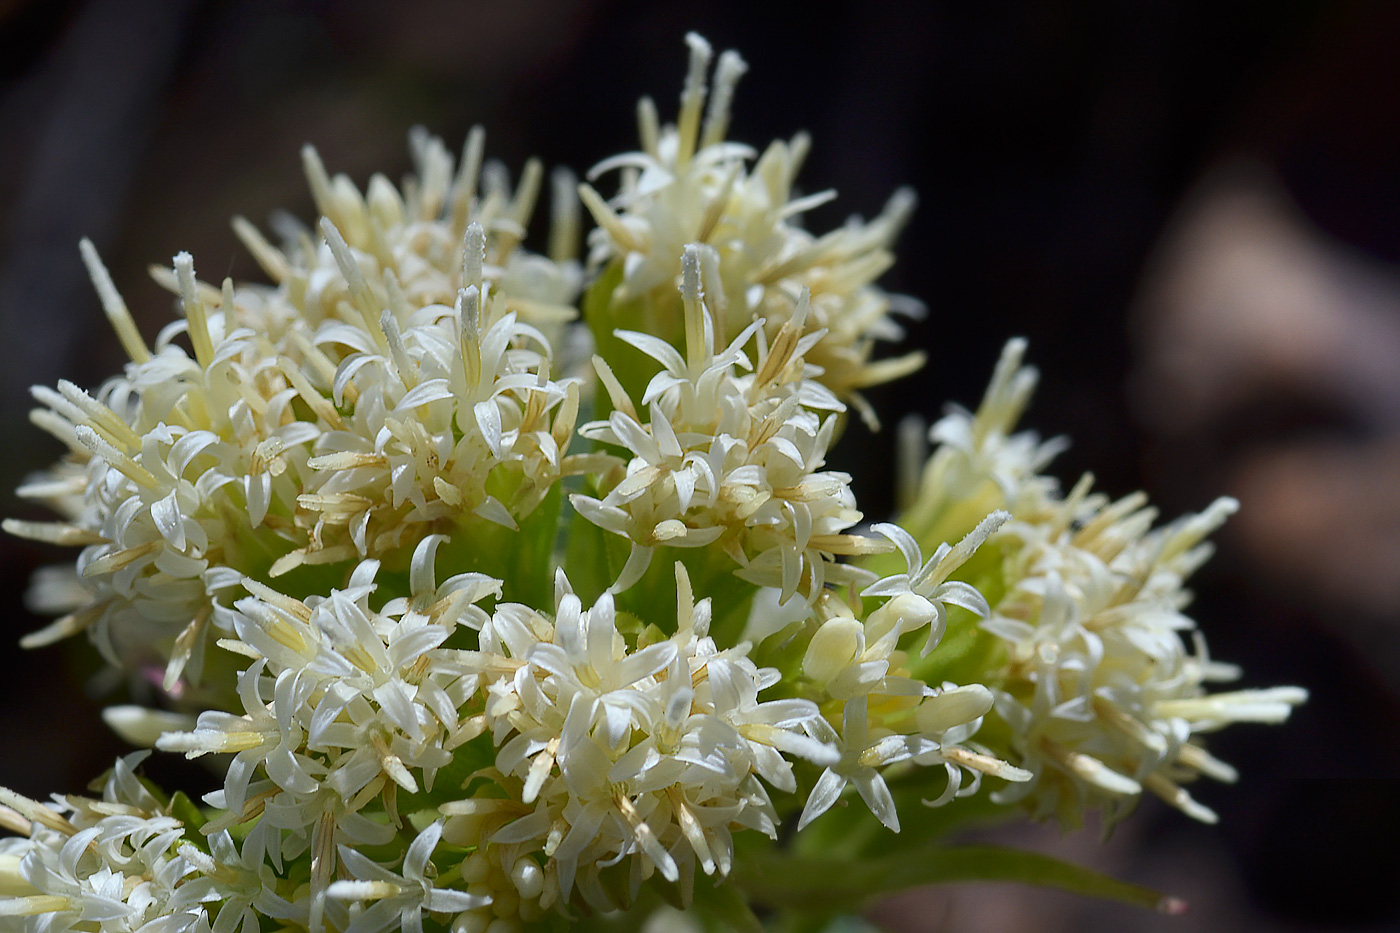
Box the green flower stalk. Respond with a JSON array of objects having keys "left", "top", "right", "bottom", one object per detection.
[{"left": 0, "top": 33, "right": 1303, "bottom": 933}]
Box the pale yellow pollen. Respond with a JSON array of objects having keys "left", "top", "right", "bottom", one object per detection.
[
  {"left": 500, "top": 295, "right": 578, "bottom": 326},
  {"left": 667, "top": 786, "right": 717, "bottom": 875},
  {"left": 850, "top": 351, "right": 927, "bottom": 390},
  {"left": 809, "top": 533, "right": 891, "bottom": 556},
  {"left": 278, "top": 357, "right": 346, "bottom": 429},
  {"left": 699, "top": 48, "right": 747, "bottom": 149},
  {"left": 695, "top": 162, "right": 740, "bottom": 245},
  {"left": 636, "top": 96, "right": 660, "bottom": 157},
  {"left": 1, "top": 519, "right": 106, "bottom": 547},
  {"left": 320, "top": 218, "right": 390, "bottom": 354},
  {"left": 79, "top": 238, "right": 150, "bottom": 363},
  {"left": 0, "top": 805, "right": 30, "bottom": 837},
  {"left": 342, "top": 643, "right": 379, "bottom": 675},
  {"left": 269, "top": 543, "right": 357, "bottom": 577},
  {"left": 174, "top": 252, "right": 216, "bottom": 370},
  {"left": 309, "top": 809, "right": 338, "bottom": 933},
  {"left": 81, "top": 540, "right": 163, "bottom": 578},
  {"left": 1177, "top": 742, "right": 1239, "bottom": 783},
  {"left": 449, "top": 126, "right": 486, "bottom": 237},
  {"left": 347, "top": 775, "right": 388, "bottom": 815},
  {"left": 471, "top": 186, "right": 506, "bottom": 243},
  {"left": 378, "top": 308, "right": 419, "bottom": 391},
  {"left": 752, "top": 238, "right": 833, "bottom": 286},
  {"left": 199, "top": 786, "right": 277, "bottom": 834},
  {"left": 522, "top": 737, "right": 559, "bottom": 804},
  {"left": 750, "top": 321, "right": 804, "bottom": 402},
  {"left": 577, "top": 183, "right": 645, "bottom": 253},
  {"left": 370, "top": 733, "right": 418, "bottom": 793},
  {"left": 0, "top": 895, "right": 73, "bottom": 917},
  {"left": 1092, "top": 696, "right": 1168, "bottom": 754},
  {"left": 679, "top": 245, "right": 709, "bottom": 371},
  {"left": 746, "top": 408, "right": 787, "bottom": 448},
  {"left": 590, "top": 354, "right": 638, "bottom": 421},
  {"left": 433, "top": 476, "right": 463, "bottom": 506},
  {"left": 675, "top": 32, "right": 712, "bottom": 167},
  {"left": 165, "top": 604, "right": 211, "bottom": 691},
  {"left": 1072, "top": 491, "right": 1150, "bottom": 554},
  {"left": 292, "top": 331, "right": 357, "bottom": 404},
  {"left": 548, "top": 166, "right": 580, "bottom": 263},
  {"left": 231, "top": 216, "right": 290, "bottom": 283},
  {"left": 613, "top": 790, "right": 676, "bottom": 881},
  {"left": 1143, "top": 772, "right": 1217, "bottom": 824},
  {"left": 28, "top": 408, "right": 83, "bottom": 451},
  {"left": 0, "top": 788, "right": 78, "bottom": 836},
  {"left": 458, "top": 285, "right": 482, "bottom": 389},
  {"left": 1040, "top": 739, "right": 1140, "bottom": 796},
  {"left": 215, "top": 637, "right": 261, "bottom": 660},
  {"left": 241, "top": 578, "right": 314, "bottom": 622},
  {"left": 802, "top": 616, "right": 861, "bottom": 684},
  {"left": 517, "top": 386, "right": 548, "bottom": 435},
  {"left": 307, "top": 451, "right": 387, "bottom": 472},
  {"left": 501, "top": 157, "right": 544, "bottom": 257},
  {"left": 941, "top": 745, "right": 1029, "bottom": 780},
  {"left": 56, "top": 380, "right": 142, "bottom": 449}
]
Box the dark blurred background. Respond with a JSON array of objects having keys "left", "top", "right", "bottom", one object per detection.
[{"left": 2, "top": 1, "right": 1398, "bottom": 929}]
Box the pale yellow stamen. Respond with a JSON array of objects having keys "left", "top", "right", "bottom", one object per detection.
[{"left": 79, "top": 238, "right": 149, "bottom": 363}]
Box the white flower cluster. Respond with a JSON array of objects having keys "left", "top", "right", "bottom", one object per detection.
[
  {"left": 145, "top": 536, "right": 494, "bottom": 929},
  {"left": 0, "top": 752, "right": 480, "bottom": 933},
  {"left": 446, "top": 561, "right": 835, "bottom": 916},
  {"left": 580, "top": 33, "right": 924, "bottom": 423},
  {"left": 795, "top": 517, "right": 1032, "bottom": 833},
  {"left": 909, "top": 340, "right": 1307, "bottom": 827},
  {"left": 1, "top": 31, "right": 1308, "bottom": 933},
  {"left": 129, "top": 534, "right": 857, "bottom": 924},
  {"left": 8, "top": 131, "right": 585, "bottom": 689},
  {"left": 572, "top": 246, "right": 881, "bottom": 600},
  {"left": 0, "top": 755, "right": 218, "bottom": 933}
]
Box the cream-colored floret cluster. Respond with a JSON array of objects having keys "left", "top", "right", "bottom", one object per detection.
[
  {"left": 446, "top": 561, "right": 835, "bottom": 915},
  {"left": 0, "top": 32, "right": 1306, "bottom": 933},
  {"left": 8, "top": 132, "right": 585, "bottom": 689},
  {"left": 580, "top": 33, "right": 925, "bottom": 425},
  {"left": 902, "top": 340, "right": 1307, "bottom": 828},
  {"left": 795, "top": 516, "right": 1032, "bottom": 833},
  {"left": 0, "top": 751, "right": 483, "bottom": 933},
  {"left": 572, "top": 246, "right": 882, "bottom": 601},
  {"left": 0, "top": 754, "right": 255, "bottom": 933}
]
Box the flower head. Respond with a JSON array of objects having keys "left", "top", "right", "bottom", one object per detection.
[
  {"left": 580, "top": 33, "right": 925, "bottom": 422},
  {"left": 904, "top": 341, "right": 1308, "bottom": 828},
  {"left": 573, "top": 246, "right": 884, "bottom": 601},
  {"left": 10, "top": 130, "right": 584, "bottom": 693}
]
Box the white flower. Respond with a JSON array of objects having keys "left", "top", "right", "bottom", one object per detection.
[
  {"left": 327, "top": 822, "right": 486, "bottom": 933},
  {"left": 10, "top": 128, "right": 583, "bottom": 692},
  {"left": 793, "top": 514, "right": 1030, "bottom": 836},
  {"left": 159, "top": 536, "right": 498, "bottom": 818},
  {"left": 443, "top": 562, "right": 835, "bottom": 913},
  {"left": 573, "top": 246, "right": 884, "bottom": 601},
  {"left": 901, "top": 339, "right": 1067, "bottom": 544},
  {"left": 863, "top": 512, "right": 1009, "bottom": 655},
  {"left": 0, "top": 756, "right": 219, "bottom": 933},
  {"left": 581, "top": 33, "right": 924, "bottom": 418},
  {"left": 794, "top": 575, "right": 1029, "bottom": 834},
  {"left": 910, "top": 341, "right": 1307, "bottom": 827}
]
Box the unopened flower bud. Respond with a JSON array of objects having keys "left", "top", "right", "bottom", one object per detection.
[{"left": 803, "top": 616, "right": 863, "bottom": 684}]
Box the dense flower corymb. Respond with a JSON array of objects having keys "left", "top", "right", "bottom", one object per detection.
[{"left": 1, "top": 31, "right": 1304, "bottom": 933}]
